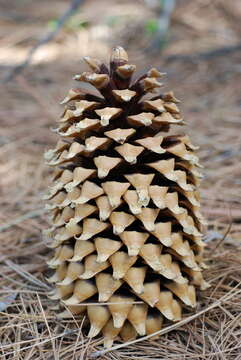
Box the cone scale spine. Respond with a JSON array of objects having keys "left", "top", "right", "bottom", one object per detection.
[{"left": 44, "top": 47, "right": 209, "bottom": 347}]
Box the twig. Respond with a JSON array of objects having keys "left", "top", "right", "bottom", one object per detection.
[
  {"left": 212, "top": 219, "right": 233, "bottom": 251},
  {"left": 0, "top": 208, "right": 47, "bottom": 232},
  {"left": 3, "top": 0, "right": 86, "bottom": 83},
  {"left": 90, "top": 284, "right": 241, "bottom": 358},
  {"left": 145, "top": 0, "right": 176, "bottom": 52},
  {"left": 166, "top": 43, "right": 241, "bottom": 62}
]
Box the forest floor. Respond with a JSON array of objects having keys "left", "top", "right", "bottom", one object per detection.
[{"left": 0, "top": 0, "right": 241, "bottom": 359}]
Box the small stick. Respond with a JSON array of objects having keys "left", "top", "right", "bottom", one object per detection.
[
  {"left": 166, "top": 43, "right": 241, "bottom": 63},
  {"left": 3, "top": 0, "right": 86, "bottom": 82},
  {"left": 145, "top": 0, "right": 176, "bottom": 52},
  {"left": 212, "top": 217, "right": 233, "bottom": 251}
]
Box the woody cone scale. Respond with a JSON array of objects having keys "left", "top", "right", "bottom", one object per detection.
[{"left": 44, "top": 47, "right": 209, "bottom": 347}]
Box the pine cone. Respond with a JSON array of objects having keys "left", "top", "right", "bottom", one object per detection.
[{"left": 44, "top": 47, "right": 209, "bottom": 347}]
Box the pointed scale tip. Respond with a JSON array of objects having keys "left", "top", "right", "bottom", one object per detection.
[
  {"left": 83, "top": 56, "right": 101, "bottom": 72},
  {"left": 62, "top": 295, "right": 80, "bottom": 306},
  {"left": 88, "top": 325, "right": 101, "bottom": 338}
]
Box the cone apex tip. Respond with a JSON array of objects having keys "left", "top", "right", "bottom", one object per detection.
[{"left": 111, "top": 46, "right": 128, "bottom": 62}]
